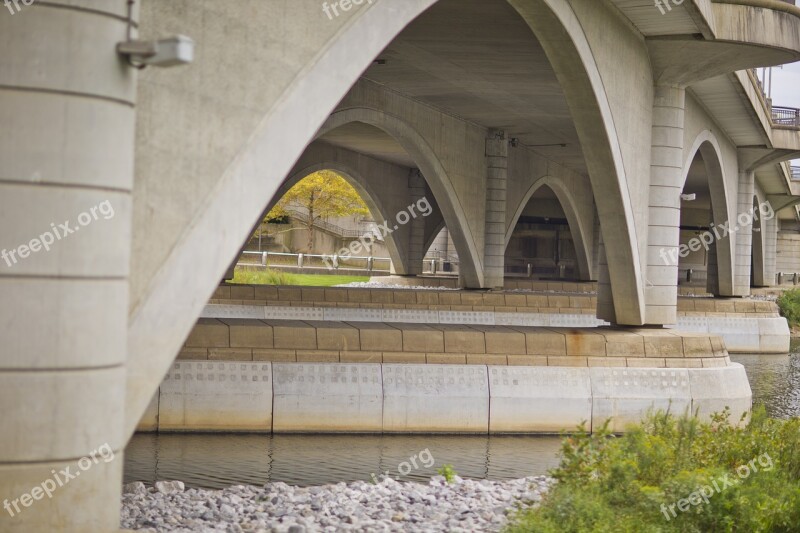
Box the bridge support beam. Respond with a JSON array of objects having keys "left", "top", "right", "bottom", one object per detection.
[
  {"left": 0, "top": 2, "right": 135, "bottom": 531},
  {"left": 407, "top": 170, "right": 427, "bottom": 276},
  {"left": 484, "top": 130, "right": 508, "bottom": 289},
  {"left": 645, "top": 85, "right": 686, "bottom": 325},
  {"left": 734, "top": 170, "right": 755, "bottom": 295}
]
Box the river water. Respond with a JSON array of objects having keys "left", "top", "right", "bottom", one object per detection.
[{"left": 124, "top": 347, "right": 800, "bottom": 489}]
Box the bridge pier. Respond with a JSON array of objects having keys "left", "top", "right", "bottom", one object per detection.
[{"left": 0, "top": 2, "right": 135, "bottom": 531}]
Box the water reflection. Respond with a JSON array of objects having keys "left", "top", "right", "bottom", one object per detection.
[
  {"left": 731, "top": 341, "right": 800, "bottom": 419},
  {"left": 124, "top": 434, "right": 563, "bottom": 489}
]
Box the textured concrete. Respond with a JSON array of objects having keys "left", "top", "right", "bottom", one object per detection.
[
  {"left": 272, "top": 363, "right": 382, "bottom": 432},
  {"left": 489, "top": 367, "right": 592, "bottom": 433},
  {"left": 590, "top": 367, "right": 693, "bottom": 432},
  {"left": 144, "top": 360, "right": 751, "bottom": 434},
  {"left": 382, "top": 364, "right": 490, "bottom": 433},
  {"left": 159, "top": 362, "right": 273, "bottom": 432}
]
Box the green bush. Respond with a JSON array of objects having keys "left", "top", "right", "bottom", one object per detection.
[
  {"left": 776, "top": 289, "right": 800, "bottom": 328},
  {"left": 508, "top": 408, "right": 800, "bottom": 533}
]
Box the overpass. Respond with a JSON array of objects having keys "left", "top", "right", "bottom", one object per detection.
[{"left": 3, "top": 0, "right": 800, "bottom": 530}]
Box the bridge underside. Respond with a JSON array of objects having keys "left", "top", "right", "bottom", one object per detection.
[{"left": 3, "top": 0, "right": 800, "bottom": 530}]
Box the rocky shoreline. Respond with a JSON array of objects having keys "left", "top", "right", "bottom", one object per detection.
[{"left": 120, "top": 475, "right": 552, "bottom": 532}]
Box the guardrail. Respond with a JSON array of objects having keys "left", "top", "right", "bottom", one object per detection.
[
  {"left": 238, "top": 251, "right": 459, "bottom": 275},
  {"left": 772, "top": 106, "right": 800, "bottom": 128},
  {"left": 283, "top": 208, "right": 379, "bottom": 240}
]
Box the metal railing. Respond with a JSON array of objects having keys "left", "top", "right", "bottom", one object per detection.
[
  {"left": 772, "top": 106, "right": 800, "bottom": 128},
  {"left": 238, "top": 251, "right": 459, "bottom": 275},
  {"left": 792, "top": 166, "right": 800, "bottom": 180},
  {"left": 283, "top": 208, "right": 379, "bottom": 240}
]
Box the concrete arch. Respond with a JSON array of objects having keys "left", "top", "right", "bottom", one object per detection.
[
  {"left": 506, "top": 0, "right": 644, "bottom": 324},
  {"left": 681, "top": 130, "right": 736, "bottom": 296},
  {"left": 317, "top": 108, "right": 483, "bottom": 287},
  {"left": 505, "top": 176, "right": 593, "bottom": 280},
  {"left": 274, "top": 161, "right": 411, "bottom": 274},
  {"left": 125, "top": 0, "right": 440, "bottom": 437}
]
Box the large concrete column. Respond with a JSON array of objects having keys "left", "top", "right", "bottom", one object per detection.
[
  {"left": 484, "top": 130, "right": 508, "bottom": 289},
  {"left": 407, "top": 170, "right": 427, "bottom": 276},
  {"left": 644, "top": 85, "right": 686, "bottom": 325},
  {"left": 733, "top": 170, "right": 755, "bottom": 295},
  {"left": 765, "top": 215, "right": 778, "bottom": 285},
  {"left": 0, "top": 2, "right": 135, "bottom": 531},
  {"left": 596, "top": 238, "right": 617, "bottom": 323}
]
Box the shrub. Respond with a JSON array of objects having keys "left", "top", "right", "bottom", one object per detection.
[
  {"left": 508, "top": 407, "right": 800, "bottom": 533},
  {"left": 776, "top": 288, "right": 800, "bottom": 328}
]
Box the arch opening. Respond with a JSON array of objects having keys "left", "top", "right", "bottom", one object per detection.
[{"left": 677, "top": 137, "right": 735, "bottom": 296}]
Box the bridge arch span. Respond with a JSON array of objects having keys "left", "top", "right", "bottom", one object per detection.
[
  {"left": 317, "top": 108, "right": 483, "bottom": 287},
  {"left": 681, "top": 130, "right": 736, "bottom": 296},
  {"left": 505, "top": 176, "right": 594, "bottom": 281}
]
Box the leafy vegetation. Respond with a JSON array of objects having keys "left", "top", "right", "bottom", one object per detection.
[
  {"left": 437, "top": 464, "right": 458, "bottom": 484},
  {"left": 231, "top": 268, "right": 367, "bottom": 287},
  {"left": 776, "top": 288, "right": 800, "bottom": 328},
  {"left": 265, "top": 170, "right": 369, "bottom": 252},
  {"left": 508, "top": 407, "right": 800, "bottom": 533}
]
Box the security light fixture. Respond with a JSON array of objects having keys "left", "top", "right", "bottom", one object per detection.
[
  {"left": 117, "top": 35, "right": 194, "bottom": 68},
  {"left": 681, "top": 193, "right": 697, "bottom": 201}
]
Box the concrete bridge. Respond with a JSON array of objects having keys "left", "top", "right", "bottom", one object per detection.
[{"left": 3, "top": 0, "right": 800, "bottom": 530}]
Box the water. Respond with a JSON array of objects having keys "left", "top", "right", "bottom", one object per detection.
[{"left": 124, "top": 348, "right": 800, "bottom": 489}]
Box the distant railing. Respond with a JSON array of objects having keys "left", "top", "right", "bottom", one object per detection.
[
  {"left": 792, "top": 166, "right": 800, "bottom": 180},
  {"left": 237, "top": 251, "right": 459, "bottom": 275},
  {"left": 772, "top": 106, "right": 800, "bottom": 128},
  {"left": 284, "top": 208, "right": 379, "bottom": 240}
]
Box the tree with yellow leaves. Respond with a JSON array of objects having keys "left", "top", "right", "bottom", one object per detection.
[{"left": 266, "top": 170, "right": 369, "bottom": 252}]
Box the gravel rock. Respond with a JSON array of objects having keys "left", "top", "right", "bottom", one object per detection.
[
  {"left": 154, "top": 481, "right": 185, "bottom": 495},
  {"left": 121, "top": 476, "right": 553, "bottom": 532}
]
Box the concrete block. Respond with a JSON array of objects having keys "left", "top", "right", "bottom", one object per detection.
[
  {"left": 561, "top": 329, "right": 606, "bottom": 356},
  {"left": 136, "top": 390, "right": 160, "bottom": 432},
  {"left": 383, "top": 364, "right": 489, "bottom": 432},
  {"left": 308, "top": 321, "right": 360, "bottom": 351},
  {"left": 209, "top": 348, "right": 252, "bottom": 361},
  {"left": 267, "top": 320, "right": 317, "bottom": 350},
  {"left": 185, "top": 318, "right": 229, "bottom": 348},
  {"left": 382, "top": 352, "right": 426, "bottom": 364},
  {"left": 253, "top": 349, "right": 296, "bottom": 362},
  {"left": 489, "top": 367, "right": 592, "bottom": 433},
  {"left": 427, "top": 353, "right": 467, "bottom": 364},
  {"left": 434, "top": 324, "right": 486, "bottom": 353},
  {"left": 510, "top": 327, "right": 566, "bottom": 355},
  {"left": 353, "top": 322, "right": 402, "bottom": 351},
  {"left": 689, "top": 363, "right": 752, "bottom": 423},
  {"left": 590, "top": 367, "right": 692, "bottom": 432},
  {"left": 272, "top": 363, "right": 382, "bottom": 432},
  {"left": 225, "top": 319, "right": 273, "bottom": 348},
  {"left": 159, "top": 362, "right": 272, "bottom": 432},
  {"left": 395, "top": 323, "right": 444, "bottom": 352},
  {"left": 483, "top": 327, "right": 526, "bottom": 354}
]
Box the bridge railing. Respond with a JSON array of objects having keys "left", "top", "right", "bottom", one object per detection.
[
  {"left": 772, "top": 106, "right": 800, "bottom": 128},
  {"left": 792, "top": 166, "right": 800, "bottom": 180},
  {"left": 237, "top": 251, "right": 460, "bottom": 275}
]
